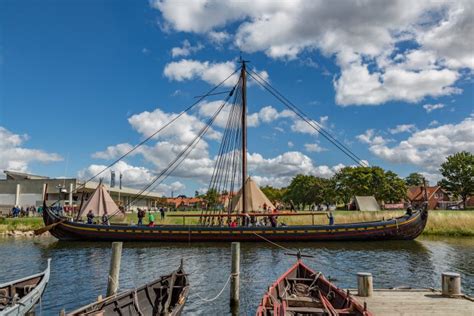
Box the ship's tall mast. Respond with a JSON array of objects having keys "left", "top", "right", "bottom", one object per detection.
[{"left": 241, "top": 61, "right": 247, "bottom": 214}]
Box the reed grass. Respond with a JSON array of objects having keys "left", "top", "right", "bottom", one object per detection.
[{"left": 1, "top": 210, "right": 473, "bottom": 236}]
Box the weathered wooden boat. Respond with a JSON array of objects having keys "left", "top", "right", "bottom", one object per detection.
[
  {"left": 0, "top": 259, "right": 51, "bottom": 316},
  {"left": 256, "top": 254, "right": 372, "bottom": 315},
  {"left": 43, "top": 204, "right": 428, "bottom": 242},
  {"left": 66, "top": 262, "right": 189, "bottom": 315}
]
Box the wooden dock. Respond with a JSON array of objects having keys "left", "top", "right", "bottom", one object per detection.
[{"left": 351, "top": 288, "right": 474, "bottom": 316}]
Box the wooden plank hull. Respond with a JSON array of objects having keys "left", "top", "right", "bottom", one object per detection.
[
  {"left": 43, "top": 207, "right": 428, "bottom": 242},
  {"left": 67, "top": 263, "right": 189, "bottom": 316},
  {"left": 256, "top": 260, "right": 372, "bottom": 315},
  {"left": 0, "top": 259, "right": 51, "bottom": 316}
]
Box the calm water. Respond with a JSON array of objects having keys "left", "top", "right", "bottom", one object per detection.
[{"left": 0, "top": 236, "right": 472, "bottom": 315}]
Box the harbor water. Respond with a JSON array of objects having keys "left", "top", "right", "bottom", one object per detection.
[{"left": 0, "top": 236, "right": 472, "bottom": 315}]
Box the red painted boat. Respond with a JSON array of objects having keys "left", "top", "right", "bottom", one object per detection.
[{"left": 256, "top": 255, "right": 372, "bottom": 315}]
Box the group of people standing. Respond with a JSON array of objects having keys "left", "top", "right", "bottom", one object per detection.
[
  {"left": 10, "top": 205, "right": 40, "bottom": 217},
  {"left": 137, "top": 207, "right": 166, "bottom": 227},
  {"left": 84, "top": 207, "right": 167, "bottom": 226}
]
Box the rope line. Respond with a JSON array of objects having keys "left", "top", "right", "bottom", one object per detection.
[
  {"left": 193, "top": 273, "right": 235, "bottom": 302},
  {"left": 247, "top": 69, "right": 366, "bottom": 167},
  {"left": 253, "top": 232, "right": 292, "bottom": 252},
  {"left": 48, "top": 69, "right": 239, "bottom": 209}
]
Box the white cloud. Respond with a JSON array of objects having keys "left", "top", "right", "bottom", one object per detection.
[
  {"left": 163, "top": 59, "right": 238, "bottom": 87},
  {"left": 0, "top": 126, "right": 62, "bottom": 173},
  {"left": 356, "top": 129, "right": 389, "bottom": 146},
  {"left": 304, "top": 143, "right": 327, "bottom": 153},
  {"left": 291, "top": 116, "right": 328, "bottom": 135},
  {"left": 153, "top": 0, "right": 473, "bottom": 105},
  {"left": 429, "top": 120, "right": 439, "bottom": 126},
  {"left": 78, "top": 160, "right": 185, "bottom": 195},
  {"left": 248, "top": 151, "right": 343, "bottom": 187},
  {"left": 171, "top": 39, "right": 203, "bottom": 58},
  {"left": 423, "top": 103, "right": 445, "bottom": 113},
  {"left": 208, "top": 31, "right": 230, "bottom": 45},
  {"left": 163, "top": 58, "right": 270, "bottom": 88},
  {"left": 361, "top": 117, "right": 474, "bottom": 171},
  {"left": 388, "top": 124, "right": 417, "bottom": 134},
  {"left": 287, "top": 141, "right": 294, "bottom": 148},
  {"left": 92, "top": 143, "right": 135, "bottom": 160}
]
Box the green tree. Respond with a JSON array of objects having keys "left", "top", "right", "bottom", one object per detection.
[
  {"left": 204, "top": 188, "right": 220, "bottom": 209},
  {"left": 261, "top": 185, "right": 285, "bottom": 204},
  {"left": 284, "top": 174, "right": 315, "bottom": 210},
  {"left": 333, "top": 166, "right": 406, "bottom": 205},
  {"left": 405, "top": 172, "right": 425, "bottom": 186},
  {"left": 439, "top": 151, "right": 474, "bottom": 208}
]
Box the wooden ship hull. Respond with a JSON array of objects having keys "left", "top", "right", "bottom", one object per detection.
[
  {"left": 0, "top": 259, "right": 51, "bottom": 316},
  {"left": 43, "top": 207, "right": 428, "bottom": 242},
  {"left": 67, "top": 263, "right": 189, "bottom": 315},
  {"left": 256, "top": 259, "right": 372, "bottom": 315}
]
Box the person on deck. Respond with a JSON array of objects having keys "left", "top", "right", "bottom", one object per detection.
[
  {"left": 137, "top": 208, "right": 145, "bottom": 226},
  {"left": 148, "top": 212, "right": 155, "bottom": 227},
  {"left": 159, "top": 207, "right": 165, "bottom": 220},
  {"left": 326, "top": 211, "right": 334, "bottom": 225},
  {"left": 102, "top": 213, "right": 110, "bottom": 226},
  {"left": 87, "top": 210, "right": 94, "bottom": 224},
  {"left": 406, "top": 205, "right": 413, "bottom": 216},
  {"left": 229, "top": 219, "right": 238, "bottom": 228}
]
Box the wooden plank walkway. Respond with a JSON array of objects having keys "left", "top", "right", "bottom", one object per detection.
[{"left": 351, "top": 289, "right": 474, "bottom": 316}]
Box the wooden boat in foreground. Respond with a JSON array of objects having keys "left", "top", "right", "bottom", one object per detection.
[
  {"left": 0, "top": 259, "right": 51, "bottom": 316},
  {"left": 257, "top": 254, "right": 372, "bottom": 315},
  {"left": 42, "top": 204, "right": 428, "bottom": 242},
  {"left": 67, "top": 262, "right": 189, "bottom": 316}
]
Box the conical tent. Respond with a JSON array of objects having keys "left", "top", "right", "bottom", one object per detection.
[
  {"left": 230, "top": 177, "right": 275, "bottom": 213},
  {"left": 79, "top": 183, "right": 124, "bottom": 218}
]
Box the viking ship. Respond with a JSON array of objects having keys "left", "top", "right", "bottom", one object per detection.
[
  {"left": 256, "top": 253, "right": 372, "bottom": 315},
  {"left": 66, "top": 262, "right": 189, "bottom": 316},
  {"left": 0, "top": 259, "right": 51, "bottom": 316},
  {"left": 40, "top": 60, "right": 428, "bottom": 242}
]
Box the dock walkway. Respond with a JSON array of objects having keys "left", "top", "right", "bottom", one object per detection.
[{"left": 351, "top": 288, "right": 474, "bottom": 316}]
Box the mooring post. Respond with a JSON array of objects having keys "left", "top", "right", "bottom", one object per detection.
[
  {"left": 106, "top": 241, "right": 123, "bottom": 297},
  {"left": 59, "top": 308, "right": 65, "bottom": 316},
  {"left": 442, "top": 272, "right": 461, "bottom": 297},
  {"left": 230, "top": 242, "right": 240, "bottom": 310},
  {"left": 357, "top": 272, "right": 373, "bottom": 297}
]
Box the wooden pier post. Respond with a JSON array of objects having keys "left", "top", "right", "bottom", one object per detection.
[
  {"left": 357, "top": 272, "right": 373, "bottom": 297},
  {"left": 442, "top": 272, "right": 461, "bottom": 297},
  {"left": 106, "top": 242, "right": 123, "bottom": 297},
  {"left": 230, "top": 242, "right": 240, "bottom": 310}
]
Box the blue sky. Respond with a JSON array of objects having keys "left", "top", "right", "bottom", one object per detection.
[{"left": 1, "top": 0, "right": 473, "bottom": 196}]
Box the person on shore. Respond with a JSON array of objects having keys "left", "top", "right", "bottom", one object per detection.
[
  {"left": 137, "top": 208, "right": 145, "bottom": 226},
  {"left": 159, "top": 207, "right": 165, "bottom": 220},
  {"left": 102, "top": 213, "right": 110, "bottom": 226},
  {"left": 86, "top": 210, "right": 94, "bottom": 224},
  {"left": 326, "top": 211, "right": 334, "bottom": 225},
  {"left": 148, "top": 212, "right": 155, "bottom": 227}
]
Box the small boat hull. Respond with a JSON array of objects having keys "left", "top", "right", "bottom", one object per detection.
[
  {"left": 67, "top": 263, "right": 189, "bottom": 315},
  {"left": 0, "top": 259, "right": 51, "bottom": 316},
  {"left": 257, "top": 259, "right": 372, "bottom": 315},
  {"left": 43, "top": 207, "right": 428, "bottom": 242}
]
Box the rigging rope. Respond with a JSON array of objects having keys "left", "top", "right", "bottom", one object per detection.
[
  {"left": 49, "top": 69, "right": 240, "bottom": 210},
  {"left": 194, "top": 273, "right": 235, "bottom": 302},
  {"left": 247, "top": 69, "right": 367, "bottom": 167},
  {"left": 106, "top": 81, "right": 238, "bottom": 219}
]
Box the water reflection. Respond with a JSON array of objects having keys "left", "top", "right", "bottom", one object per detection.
[{"left": 0, "top": 237, "right": 472, "bottom": 315}]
